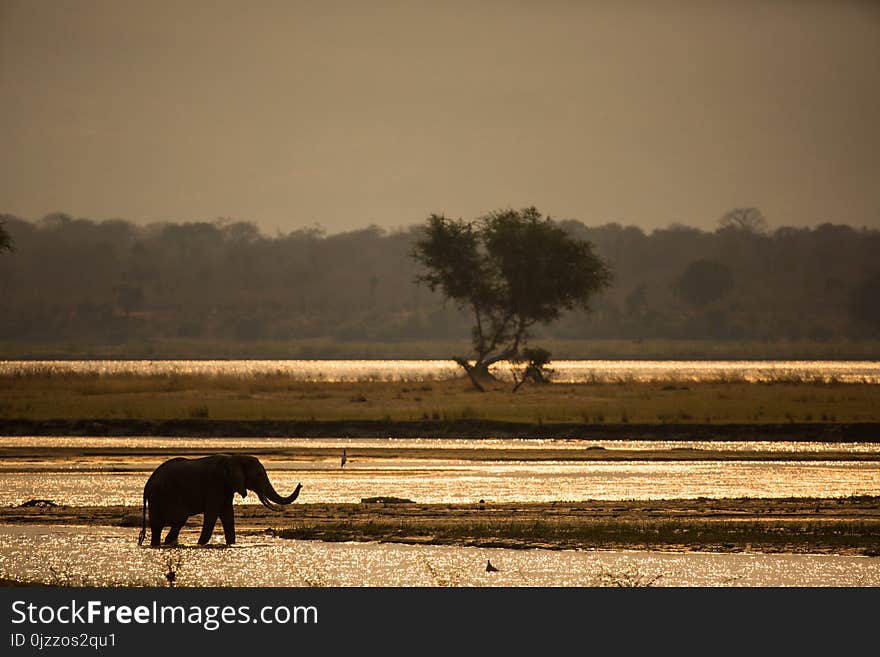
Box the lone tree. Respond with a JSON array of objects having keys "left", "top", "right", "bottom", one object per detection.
[
  {"left": 718, "top": 207, "right": 768, "bottom": 234},
  {"left": 413, "top": 207, "right": 610, "bottom": 390}
]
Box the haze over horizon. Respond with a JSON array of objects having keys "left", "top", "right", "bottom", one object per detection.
[{"left": 2, "top": 0, "right": 878, "bottom": 235}]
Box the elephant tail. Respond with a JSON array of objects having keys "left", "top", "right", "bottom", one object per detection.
[{"left": 137, "top": 491, "right": 147, "bottom": 546}]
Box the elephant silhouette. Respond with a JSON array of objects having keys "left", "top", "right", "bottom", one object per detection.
[{"left": 138, "top": 454, "right": 301, "bottom": 547}]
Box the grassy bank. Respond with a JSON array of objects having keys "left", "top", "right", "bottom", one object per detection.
[
  {"left": 274, "top": 518, "right": 880, "bottom": 555},
  {"left": 2, "top": 373, "right": 879, "bottom": 427},
  {"left": 3, "top": 338, "right": 880, "bottom": 360}
]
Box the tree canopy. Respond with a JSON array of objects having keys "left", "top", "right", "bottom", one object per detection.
[
  {"left": 0, "top": 210, "right": 877, "bottom": 351},
  {"left": 848, "top": 273, "right": 880, "bottom": 331},
  {"left": 412, "top": 207, "right": 611, "bottom": 388},
  {"left": 719, "top": 207, "right": 768, "bottom": 234},
  {"left": 0, "top": 220, "right": 12, "bottom": 253},
  {"left": 673, "top": 259, "right": 734, "bottom": 308}
]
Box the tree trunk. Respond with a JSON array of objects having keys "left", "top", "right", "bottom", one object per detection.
[{"left": 453, "top": 357, "right": 495, "bottom": 392}]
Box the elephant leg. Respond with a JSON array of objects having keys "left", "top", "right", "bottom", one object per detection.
[
  {"left": 164, "top": 524, "right": 183, "bottom": 545},
  {"left": 199, "top": 511, "right": 218, "bottom": 545},
  {"left": 150, "top": 518, "right": 163, "bottom": 547},
  {"left": 219, "top": 504, "right": 236, "bottom": 545}
]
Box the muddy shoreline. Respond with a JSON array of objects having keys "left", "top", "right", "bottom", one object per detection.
[
  {"left": 2, "top": 418, "right": 880, "bottom": 441},
  {"left": 3, "top": 497, "right": 878, "bottom": 556}
]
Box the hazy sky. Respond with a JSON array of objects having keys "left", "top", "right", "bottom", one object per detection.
[{"left": 1, "top": 0, "right": 878, "bottom": 234}]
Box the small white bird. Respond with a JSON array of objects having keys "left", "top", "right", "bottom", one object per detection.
[{"left": 341, "top": 449, "right": 347, "bottom": 468}]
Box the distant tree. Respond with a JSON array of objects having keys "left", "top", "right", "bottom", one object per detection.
[
  {"left": 624, "top": 283, "right": 648, "bottom": 317},
  {"left": 718, "top": 207, "right": 768, "bottom": 234},
  {"left": 0, "top": 220, "right": 12, "bottom": 253},
  {"left": 114, "top": 283, "right": 144, "bottom": 317},
  {"left": 412, "top": 207, "right": 611, "bottom": 390},
  {"left": 673, "top": 259, "right": 734, "bottom": 308},
  {"left": 848, "top": 273, "right": 880, "bottom": 331},
  {"left": 220, "top": 220, "right": 262, "bottom": 243},
  {"left": 39, "top": 212, "right": 73, "bottom": 229},
  {"left": 368, "top": 275, "right": 380, "bottom": 306}
]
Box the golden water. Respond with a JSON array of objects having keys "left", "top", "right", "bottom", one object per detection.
[
  {"left": 3, "top": 359, "right": 880, "bottom": 382},
  {"left": 3, "top": 436, "right": 879, "bottom": 452},
  {"left": 3, "top": 453, "right": 878, "bottom": 505},
  {"left": 0, "top": 525, "right": 877, "bottom": 587}
]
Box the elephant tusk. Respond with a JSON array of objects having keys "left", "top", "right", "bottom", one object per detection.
[{"left": 259, "top": 494, "right": 285, "bottom": 512}]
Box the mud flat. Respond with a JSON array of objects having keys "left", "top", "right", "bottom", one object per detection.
[{"left": 2, "top": 497, "right": 878, "bottom": 556}]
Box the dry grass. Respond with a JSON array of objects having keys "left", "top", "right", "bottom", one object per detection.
[{"left": 1, "top": 371, "right": 879, "bottom": 424}]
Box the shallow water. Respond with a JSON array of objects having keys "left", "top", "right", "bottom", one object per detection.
[
  {"left": 0, "top": 525, "right": 876, "bottom": 587},
  {"left": 3, "top": 435, "right": 879, "bottom": 453},
  {"left": 3, "top": 458, "right": 879, "bottom": 505},
  {"left": 3, "top": 359, "right": 879, "bottom": 383},
  {"left": 3, "top": 437, "right": 879, "bottom": 505}
]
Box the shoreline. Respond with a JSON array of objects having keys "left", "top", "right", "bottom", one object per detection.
[
  {"left": 2, "top": 498, "right": 878, "bottom": 557},
  {"left": 2, "top": 418, "right": 880, "bottom": 441}
]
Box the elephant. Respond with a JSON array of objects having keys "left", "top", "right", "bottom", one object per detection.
[{"left": 138, "top": 454, "right": 302, "bottom": 547}]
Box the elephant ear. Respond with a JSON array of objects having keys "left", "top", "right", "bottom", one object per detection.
[{"left": 222, "top": 457, "right": 248, "bottom": 498}]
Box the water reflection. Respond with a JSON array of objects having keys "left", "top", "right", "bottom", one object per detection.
[
  {"left": 3, "top": 436, "right": 878, "bottom": 453},
  {"left": 3, "top": 460, "right": 879, "bottom": 506},
  {"left": 3, "top": 359, "right": 880, "bottom": 383},
  {"left": 0, "top": 525, "right": 877, "bottom": 587}
]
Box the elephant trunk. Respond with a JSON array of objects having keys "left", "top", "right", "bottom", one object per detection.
[{"left": 256, "top": 478, "right": 301, "bottom": 512}]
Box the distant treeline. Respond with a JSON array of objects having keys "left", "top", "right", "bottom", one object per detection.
[{"left": 1, "top": 211, "right": 878, "bottom": 346}]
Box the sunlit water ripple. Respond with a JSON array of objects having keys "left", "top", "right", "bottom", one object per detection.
[
  {"left": 3, "top": 459, "right": 879, "bottom": 505},
  {"left": 3, "top": 359, "right": 880, "bottom": 383},
  {"left": 3, "top": 436, "right": 879, "bottom": 453},
  {"left": 0, "top": 525, "right": 877, "bottom": 587}
]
